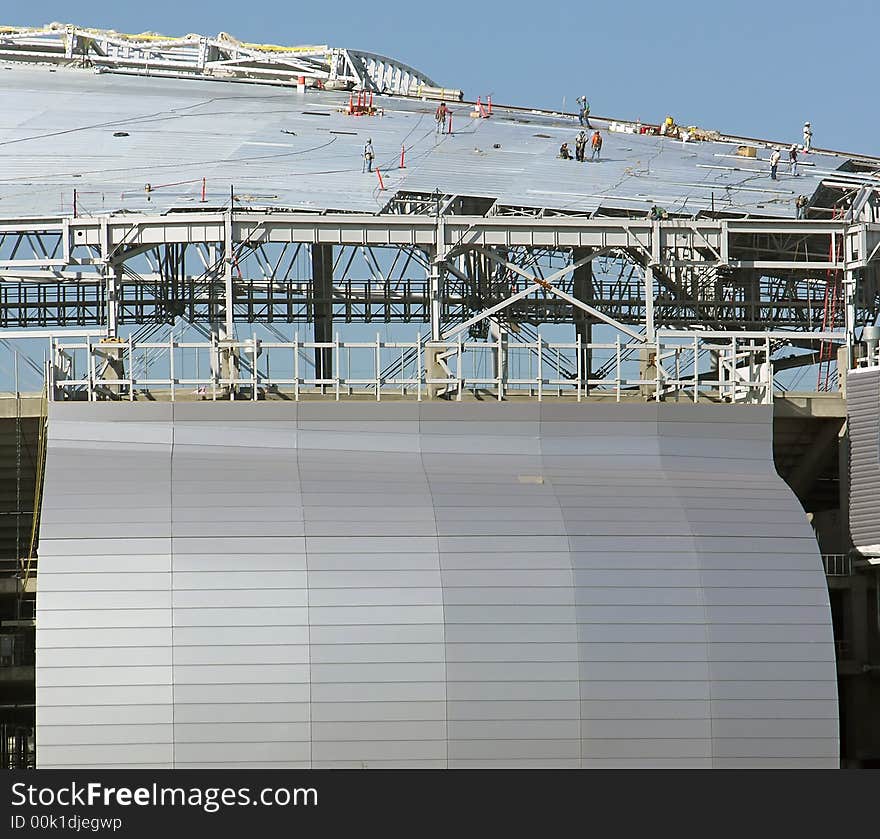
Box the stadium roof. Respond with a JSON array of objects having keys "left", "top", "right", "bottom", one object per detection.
[{"left": 0, "top": 56, "right": 877, "bottom": 220}]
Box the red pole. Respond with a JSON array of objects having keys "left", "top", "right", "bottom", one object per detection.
[
  {"left": 369, "top": 91, "right": 373, "bottom": 110},
  {"left": 201, "top": 177, "right": 206, "bottom": 203},
  {"left": 399, "top": 144, "right": 406, "bottom": 169},
  {"left": 376, "top": 168, "right": 385, "bottom": 191},
  {"left": 448, "top": 112, "right": 453, "bottom": 135}
]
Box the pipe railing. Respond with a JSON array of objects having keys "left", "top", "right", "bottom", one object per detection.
[{"left": 47, "top": 332, "right": 775, "bottom": 404}]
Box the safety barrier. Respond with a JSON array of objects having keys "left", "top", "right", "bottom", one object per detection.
[{"left": 47, "top": 331, "right": 774, "bottom": 404}]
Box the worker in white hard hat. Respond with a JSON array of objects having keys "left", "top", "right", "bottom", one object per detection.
[
  {"left": 576, "top": 95, "right": 592, "bottom": 129},
  {"left": 789, "top": 144, "right": 799, "bottom": 176},
  {"left": 769, "top": 147, "right": 781, "bottom": 180},
  {"left": 363, "top": 138, "right": 375, "bottom": 172},
  {"left": 803, "top": 121, "right": 813, "bottom": 152}
]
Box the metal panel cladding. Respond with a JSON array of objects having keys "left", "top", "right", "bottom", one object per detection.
[
  {"left": 847, "top": 367, "right": 880, "bottom": 555},
  {"left": 36, "top": 402, "right": 838, "bottom": 768}
]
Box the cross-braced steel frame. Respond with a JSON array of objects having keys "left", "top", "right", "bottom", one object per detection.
[{"left": 1, "top": 208, "right": 879, "bottom": 388}]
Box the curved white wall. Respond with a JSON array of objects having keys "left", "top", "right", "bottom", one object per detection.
[{"left": 36, "top": 402, "right": 838, "bottom": 768}]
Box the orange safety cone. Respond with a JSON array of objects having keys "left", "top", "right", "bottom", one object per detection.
[
  {"left": 487, "top": 95, "right": 492, "bottom": 116},
  {"left": 447, "top": 112, "right": 453, "bottom": 135}
]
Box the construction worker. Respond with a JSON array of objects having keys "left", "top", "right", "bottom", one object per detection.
[
  {"left": 575, "top": 131, "right": 587, "bottom": 162},
  {"left": 590, "top": 130, "right": 603, "bottom": 161},
  {"left": 649, "top": 205, "right": 668, "bottom": 221},
  {"left": 803, "top": 121, "right": 813, "bottom": 152},
  {"left": 363, "top": 138, "right": 375, "bottom": 172},
  {"left": 435, "top": 102, "right": 449, "bottom": 134},
  {"left": 795, "top": 194, "right": 809, "bottom": 219},
  {"left": 576, "top": 95, "right": 592, "bottom": 128},
  {"left": 789, "top": 144, "right": 799, "bottom": 176},
  {"left": 769, "top": 147, "right": 781, "bottom": 180},
  {"left": 559, "top": 142, "right": 573, "bottom": 160}
]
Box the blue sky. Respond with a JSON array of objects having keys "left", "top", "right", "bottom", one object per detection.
[{"left": 11, "top": 0, "right": 880, "bottom": 155}]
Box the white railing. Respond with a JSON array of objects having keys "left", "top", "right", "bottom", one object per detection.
[{"left": 47, "top": 332, "right": 775, "bottom": 404}]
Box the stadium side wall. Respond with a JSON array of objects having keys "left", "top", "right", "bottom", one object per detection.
[{"left": 35, "top": 402, "right": 839, "bottom": 768}]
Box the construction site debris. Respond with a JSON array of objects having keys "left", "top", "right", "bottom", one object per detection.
[
  {"left": 417, "top": 84, "right": 464, "bottom": 102},
  {"left": 344, "top": 91, "right": 383, "bottom": 117}
]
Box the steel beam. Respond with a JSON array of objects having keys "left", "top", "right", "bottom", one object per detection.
[{"left": 311, "top": 244, "right": 334, "bottom": 381}]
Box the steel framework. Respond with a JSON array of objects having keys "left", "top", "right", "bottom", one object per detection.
[
  {"left": 1, "top": 208, "right": 878, "bottom": 397},
  {"left": 0, "top": 25, "right": 442, "bottom": 96}
]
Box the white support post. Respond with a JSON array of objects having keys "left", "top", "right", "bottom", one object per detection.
[
  {"left": 294, "top": 332, "right": 300, "bottom": 402},
  {"left": 222, "top": 209, "right": 237, "bottom": 391},
  {"left": 87, "top": 336, "right": 95, "bottom": 402},
  {"left": 106, "top": 263, "right": 121, "bottom": 339},
  {"left": 456, "top": 335, "right": 462, "bottom": 401},
  {"left": 336, "top": 335, "right": 342, "bottom": 400},
  {"left": 251, "top": 333, "right": 258, "bottom": 402},
  {"left": 169, "top": 333, "right": 175, "bottom": 403},
  {"left": 537, "top": 337, "right": 543, "bottom": 402},
  {"left": 417, "top": 333, "right": 423, "bottom": 402},
  {"left": 375, "top": 332, "right": 381, "bottom": 402},
  {"left": 128, "top": 334, "right": 134, "bottom": 402},
  {"left": 654, "top": 338, "right": 661, "bottom": 402},
  {"left": 844, "top": 266, "right": 856, "bottom": 369},
  {"left": 430, "top": 217, "right": 446, "bottom": 342},
  {"left": 730, "top": 343, "right": 736, "bottom": 401},
  {"left": 615, "top": 337, "right": 621, "bottom": 402}
]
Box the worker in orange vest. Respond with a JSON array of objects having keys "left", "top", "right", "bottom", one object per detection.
[
  {"left": 435, "top": 102, "right": 449, "bottom": 134},
  {"left": 590, "top": 130, "right": 603, "bottom": 161}
]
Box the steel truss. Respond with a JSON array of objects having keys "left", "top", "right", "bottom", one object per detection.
[
  {"left": 1, "top": 210, "right": 879, "bottom": 396},
  {"left": 0, "top": 25, "right": 439, "bottom": 96}
]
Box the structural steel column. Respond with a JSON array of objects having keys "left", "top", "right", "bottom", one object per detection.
[
  {"left": 644, "top": 264, "right": 656, "bottom": 342},
  {"left": 99, "top": 261, "right": 126, "bottom": 396},
  {"left": 572, "top": 248, "right": 593, "bottom": 387},
  {"left": 105, "top": 263, "right": 121, "bottom": 338},
  {"left": 844, "top": 267, "right": 857, "bottom": 366},
  {"left": 221, "top": 216, "right": 238, "bottom": 387},
  {"left": 429, "top": 257, "right": 444, "bottom": 341},
  {"left": 311, "top": 243, "right": 333, "bottom": 381}
]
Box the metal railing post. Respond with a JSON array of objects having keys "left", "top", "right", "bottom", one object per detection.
[
  {"left": 615, "top": 337, "right": 621, "bottom": 402},
  {"left": 416, "top": 334, "right": 423, "bottom": 402},
  {"left": 294, "top": 332, "right": 300, "bottom": 402},
  {"left": 537, "top": 336, "right": 543, "bottom": 402},
  {"left": 375, "top": 332, "right": 381, "bottom": 402},
  {"left": 169, "top": 333, "right": 175, "bottom": 402},
  {"left": 251, "top": 333, "right": 258, "bottom": 401}
]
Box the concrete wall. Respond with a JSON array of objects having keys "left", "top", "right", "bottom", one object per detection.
[{"left": 35, "top": 402, "right": 839, "bottom": 768}]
